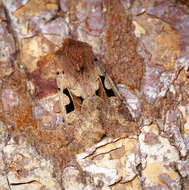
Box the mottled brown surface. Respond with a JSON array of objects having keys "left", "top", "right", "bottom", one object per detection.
[
  {"left": 177, "top": 0, "right": 189, "bottom": 7},
  {"left": 28, "top": 55, "right": 58, "bottom": 98},
  {"left": 14, "top": 0, "right": 58, "bottom": 22},
  {"left": 0, "top": 0, "right": 189, "bottom": 189},
  {"left": 104, "top": 0, "right": 144, "bottom": 90},
  {"left": 0, "top": 70, "right": 73, "bottom": 172},
  {"left": 54, "top": 38, "right": 99, "bottom": 98},
  {"left": 53, "top": 38, "right": 139, "bottom": 153},
  {"left": 67, "top": 96, "right": 138, "bottom": 153},
  {"left": 0, "top": 38, "right": 139, "bottom": 175}
]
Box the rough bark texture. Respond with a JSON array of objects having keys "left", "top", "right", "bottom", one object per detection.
[{"left": 0, "top": 0, "right": 189, "bottom": 189}]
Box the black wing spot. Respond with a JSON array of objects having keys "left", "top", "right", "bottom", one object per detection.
[
  {"left": 63, "top": 88, "right": 75, "bottom": 113},
  {"left": 100, "top": 76, "right": 115, "bottom": 97}
]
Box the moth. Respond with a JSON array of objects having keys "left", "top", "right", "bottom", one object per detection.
[
  {"left": 0, "top": 38, "right": 139, "bottom": 179},
  {"left": 53, "top": 38, "right": 139, "bottom": 153}
]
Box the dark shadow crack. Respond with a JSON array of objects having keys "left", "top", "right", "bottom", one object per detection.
[{"left": 10, "top": 180, "right": 39, "bottom": 186}]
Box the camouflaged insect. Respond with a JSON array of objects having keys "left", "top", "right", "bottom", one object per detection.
[{"left": 53, "top": 38, "right": 139, "bottom": 153}]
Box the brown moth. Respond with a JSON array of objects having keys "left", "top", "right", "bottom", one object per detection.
[
  {"left": 53, "top": 38, "right": 139, "bottom": 153},
  {"left": 0, "top": 38, "right": 139, "bottom": 179}
]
